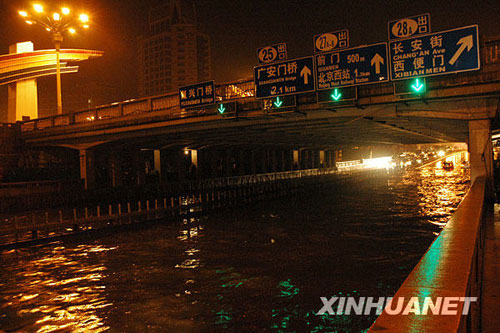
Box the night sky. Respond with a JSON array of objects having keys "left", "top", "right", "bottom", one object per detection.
[{"left": 0, "top": 0, "right": 499, "bottom": 119}]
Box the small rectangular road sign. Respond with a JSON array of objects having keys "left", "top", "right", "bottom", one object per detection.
[
  {"left": 178, "top": 81, "right": 215, "bottom": 109},
  {"left": 254, "top": 56, "right": 315, "bottom": 98},
  {"left": 315, "top": 42, "right": 389, "bottom": 89}
]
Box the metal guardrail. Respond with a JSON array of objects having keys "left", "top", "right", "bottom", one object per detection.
[
  {"left": 19, "top": 79, "right": 255, "bottom": 132},
  {"left": 191, "top": 168, "right": 337, "bottom": 190},
  {"left": 0, "top": 179, "right": 71, "bottom": 189}
]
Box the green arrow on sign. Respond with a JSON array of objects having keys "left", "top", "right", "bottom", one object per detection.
[
  {"left": 331, "top": 88, "right": 342, "bottom": 101},
  {"left": 218, "top": 104, "right": 226, "bottom": 114},
  {"left": 411, "top": 78, "right": 424, "bottom": 93},
  {"left": 274, "top": 96, "right": 283, "bottom": 108}
]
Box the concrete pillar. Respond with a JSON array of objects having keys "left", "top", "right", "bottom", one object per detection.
[
  {"left": 468, "top": 119, "right": 494, "bottom": 187},
  {"left": 293, "top": 150, "right": 299, "bottom": 169},
  {"left": 335, "top": 150, "right": 342, "bottom": 163},
  {"left": 238, "top": 150, "right": 245, "bottom": 175},
  {"left": 209, "top": 151, "right": 217, "bottom": 178},
  {"left": 281, "top": 150, "right": 286, "bottom": 171},
  {"left": 271, "top": 150, "right": 277, "bottom": 172},
  {"left": 8, "top": 42, "right": 38, "bottom": 123},
  {"left": 177, "top": 149, "right": 189, "bottom": 180},
  {"left": 135, "top": 151, "right": 146, "bottom": 185},
  {"left": 259, "top": 150, "right": 266, "bottom": 173},
  {"left": 225, "top": 150, "right": 233, "bottom": 176},
  {"left": 109, "top": 151, "right": 123, "bottom": 187},
  {"left": 251, "top": 150, "right": 257, "bottom": 174},
  {"left": 319, "top": 150, "right": 325, "bottom": 168},
  {"left": 79, "top": 149, "right": 96, "bottom": 190},
  {"left": 154, "top": 149, "right": 161, "bottom": 178},
  {"left": 189, "top": 149, "right": 198, "bottom": 179}
]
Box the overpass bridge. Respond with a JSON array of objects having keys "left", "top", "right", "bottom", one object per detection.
[{"left": 7, "top": 37, "right": 500, "bottom": 189}]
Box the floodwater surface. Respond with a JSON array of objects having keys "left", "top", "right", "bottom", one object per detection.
[{"left": 0, "top": 164, "right": 470, "bottom": 332}]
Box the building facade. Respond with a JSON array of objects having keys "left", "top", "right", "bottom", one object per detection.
[{"left": 137, "top": 1, "right": 211, "bottom": 97}]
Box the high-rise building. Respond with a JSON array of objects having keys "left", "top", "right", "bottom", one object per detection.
[{"left": 137, "top": 1, "right": 211, "bottom": 97}]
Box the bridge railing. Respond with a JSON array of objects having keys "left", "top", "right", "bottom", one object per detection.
[
  {"left": 19, "top": 79, "right": 255, "bottom": 132},
  {"left": 369, "top": 177, "right": 486, "bottom": 332},
  {"left": 191, "top": 168, "right": 337, "bottom": 191}
]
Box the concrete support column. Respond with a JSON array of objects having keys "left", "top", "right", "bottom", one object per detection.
[
  {"left": 319, "top": 150, "right": 325, "bottom": 168},
  {"left": 79, "top": 149, "right": 96, "bottom": 190},
  {"left": 109, "top": 151, "right": 123, "bottom": 187},
  {"left": 281, "top": 150, "right": 286, "bottom": 171},
  {"left": 335, "top": 150, "right": 342, "bottom": 163},
  {"left": 271, "top": 150, "right": 277, "bottom": 172},
  {"left": 261, "top": 150, "right": 267, "bottom": 173},
  {"left": 178, "top": 149, "right": 188, "bottom": 180},
  {"left": 251, "top": 150, "right": 257, "bottom": 174},
  {"left": 238, "top": 150, "right": 245, "bottom": 175},
  {"left": 154, "top": 149, "right": 161, "bottom": 179},
  {"left": 8, "top": 42, "right": 38, "bottom": 122},
  {"left": 225, "top": 150, "right": 233, "bottom": 176},
  {"left": 468, "top": 119, "right": 494, "bottom": 187},
  {"left": 135, "top": 151, "right": 146, "bottom": 185}
]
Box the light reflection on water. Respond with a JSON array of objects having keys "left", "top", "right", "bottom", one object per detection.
[
  {"left": 0, "top": 164, "right": 469, "bottom": 332},
  {"left": 0, "top": 244, "right": 114, "bottom": 332}
]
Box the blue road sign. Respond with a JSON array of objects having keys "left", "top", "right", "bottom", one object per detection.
[
  {"left": 254, "top": 56, "right": 315, "bottom": 98},
  {"left": 313, "top": 29, "right": 349, "bottom": 53},
  {"left": 388, "top": 13, "right": 431, "bottom": 40},
  {"left": 314, "top": 42, "right": 389, "bottom": 90},
  {"left": 257, "top": 43, "right": 287, "bottom": 64},
  {"left": 389, "top": 25, "right": 480, "bottom": 81},
  {"left": 178, "top": 81, "right": 215, "bottom": 108}
]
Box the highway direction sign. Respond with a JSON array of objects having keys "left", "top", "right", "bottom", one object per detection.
[
  {"left": 389, "top": 25, "right": 480, "bottom": 80},
  {"left": 254, "top": 56, "right": 315, "bottom": 98},
  {"left": 178, "top": 81, "right": 215, "bottom": 108},
  {"left": 313, "top": 29, "right": 349, "bottom": 53},
  {"left": 388, "top": 13, "right": 431, "bottom": 40},
  {"left": 314, "top": 42, "right": 389, "bottom": 90},
  {"left": 257, "top": 43, "right": 287, "bottom": 64}
]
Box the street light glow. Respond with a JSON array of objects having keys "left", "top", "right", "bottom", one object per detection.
[
  {"left": 33, "top": 4, "right": 43, "bottom": 13},
  {"left": 79, "top": 13, "right": 89, "bottom": 23},
  {"left": 17, "top": 4, "right": 92, "bottom": 115}
]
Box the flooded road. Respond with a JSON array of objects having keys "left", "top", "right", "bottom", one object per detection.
[{"left": 0, "top": 163, "right": 469, "bottom": 332}]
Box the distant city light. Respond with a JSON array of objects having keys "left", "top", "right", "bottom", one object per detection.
[
  {"left": 61, "top": 7, "right": 70, "bottom": 15},
  {"left": 53, "top": 12, "right": 60, "bottom": 21},
  {"left": 438, "top": 150, "right": 445, "bottom": 157},
  {"left": 18, "top": 10, "right": 28, "bottom": 17}
]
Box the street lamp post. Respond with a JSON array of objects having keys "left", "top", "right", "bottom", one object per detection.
[{"left": 18, "top": 4, "right": 90, "bottom": 115}]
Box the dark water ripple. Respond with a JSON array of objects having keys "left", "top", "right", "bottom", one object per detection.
[{"left": 0, "top": 163, "right": 469, "bottom": 332}]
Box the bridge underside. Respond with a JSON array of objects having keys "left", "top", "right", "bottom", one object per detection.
[
  {"left": 16, "top": 71, "right": 500, "bottom": 189},
  {"left": 22, "top": 97, "right": 499, "bottom": 151}
]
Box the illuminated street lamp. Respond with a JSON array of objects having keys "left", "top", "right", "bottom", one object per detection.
[{"left": 18, "top": 4, "right": 90, "bottom": 115}]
